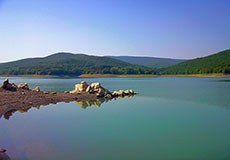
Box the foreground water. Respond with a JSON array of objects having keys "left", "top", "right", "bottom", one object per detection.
[{"left": 0, "top": 77, "right": 230, "bottom": 160}]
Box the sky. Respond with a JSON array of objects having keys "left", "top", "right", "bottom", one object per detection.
[{"left": 0, "top": 0, "right": 229, "bottom": 62}]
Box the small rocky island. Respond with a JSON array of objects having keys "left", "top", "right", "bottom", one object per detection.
[{"left": 0, "top": 79, "right": 137, "bottom": 119}]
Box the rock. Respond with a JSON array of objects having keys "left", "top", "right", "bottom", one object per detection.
[
  {"left": 50, "top": 92, "right": 57, "bottom": 94},
  {"left": 111, "top": 89, "right": 135, "bottom": 97},
  {"left": 1, "top": 79, "right": 14, "bottom": 91},
  {"left": 96, "top": 93, "right": 101, "bottom": 97},
  {"left": 124, "top": 90, "right": 130, "bottom": 95},
  {"left": 129, "top": 90, "right": 134, "bottom": 94},
  {"left": 17, "top": 83, "right": 30, "bottom": 90},
  {"left": 124, "top": 90, "right": 135, "bottom": 95},
  {"left": 1, "top": 79, "right": 9, "bottom": 88},
  {"left": 43, "top": 91, "right": 49, "bottom": 94},
  {"left": 69, "top": 90, "right": 77, "bottom": 94},
  {"left": 86, "top": 85, "right": 92, "bottom": 93},
  {"left": 112, "top": 91, "right": 119, "bottom": 97},
  {"left": 105, "top": 94, "right": 112, "bottom": 99},
  {"left": 11, "top": 83, "right": 17, "bottom": 88},
  {"left": 118, "top": 90, "right": 125, "bottom": 96},
  {"left": 97, "top": 88, "right": 104, "bottom": 96},
  {"left": 64, "top": 91, "right": 69, "bottom": 93},
  {"left": 0, "top": 148, "right": 6, "bottom": 153},
  {"left": 97, "top": 88, "right": 108, "bottom": 97},
  {"left": 74, "top": 81, "right": 88, "bottom": 92},
  {"left": 33, "top": 87, "right": 40, "bottom": 92},
  {"left": 104, "top": 88, "right": 111, "bottom": 95},
  {"left": 70, "top": 81, "right": 136, "bottom": 99},
  {"left": 90, "top": 82, "right": 101, "bottom": 89}
]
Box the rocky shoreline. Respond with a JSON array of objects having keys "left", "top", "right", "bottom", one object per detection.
[{"left": 0, "top": 79, "right": 137, "bottom": 119}]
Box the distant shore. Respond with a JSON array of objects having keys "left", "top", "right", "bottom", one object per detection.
[
  {"left": 79, "top": 73, "right": 230, "bottom": 78},
  {"left": 159, "top": 73, "right": 230, "bottom": 78},
  {"left": 78, "top": 74, "right": 158, "bottom": 78},
  {"left": 0, "top": 73, "right": 230, "bottom": 78}
]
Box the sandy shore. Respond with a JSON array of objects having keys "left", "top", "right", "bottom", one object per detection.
[
  {"left": 0, "top": 73, "right": 230, "bottom": 78},
  {"left": 79, "top": 73, "right": 230, "bottom": 78},
  {"left": 159, "top": 73, "right": 230, "bottom": 78}
]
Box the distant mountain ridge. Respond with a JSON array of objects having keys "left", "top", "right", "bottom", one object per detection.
[
  {"left": 108, "top": 56, "right": 186, "bottom": 68},
  {"left": 0, "top": 50, "right": 229, "bottom": 76},
  {"left": 0, "top": 52, "right": 155, "bottom": 75}
]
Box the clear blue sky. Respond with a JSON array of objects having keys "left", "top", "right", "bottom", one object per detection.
[{"left": 0, "top": 0, "right": 229, "bottom": 62}]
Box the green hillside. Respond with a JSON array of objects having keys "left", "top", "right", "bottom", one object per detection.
[
  {"left": 108, "top": 56, "right": 186, "bottom": 68},
  {"left": 161, "top": 50, "right": 230, "bottom": 74},
  {"left": 1, "top": 50, "right": 229, "bottom": 76},
  {"left": 0, "top": 53, "right": 155, "bottom": 76}
]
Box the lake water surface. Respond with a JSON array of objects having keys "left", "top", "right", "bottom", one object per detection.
[{"left": 0, "top": 77, "right": 230, "bottom": 160}]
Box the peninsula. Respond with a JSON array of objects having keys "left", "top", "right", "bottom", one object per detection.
[{"left": 0, "top": 79, "right": 136, "bottom": 119}]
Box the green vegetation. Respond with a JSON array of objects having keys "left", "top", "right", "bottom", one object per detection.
[
  {"left": 108, "top": 56, "right": 185, "bottom": 68},
  {"left": 160, "top": 50, "right": 230, "bottom": 74},
  {"left": 0, "top": 53, "right": 156, "bottom": 76},
  {"left": 0, "top": 50, "right": 229, "bottom": 76}
]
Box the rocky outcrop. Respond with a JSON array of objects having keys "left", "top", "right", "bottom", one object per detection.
[
  {"left": 1, "top": 79, "right": 136, "bottom": 99},
  {"left": 0, "top": 79, "right": 16, "bottom": 91},
  {"left": 33, "top": 87, "right": 40, "bottom": 92},
  {"left": 70, "top": 81, "right": 136, "bottom": 98},
  {"left": 70, "top": 81, "right": 88, "bottom": 93},
  {"left": 0, "top": 79, "right": 30, "bottom": 91},
  {"left": 17, "top": 83, "right": 30, "bottom": 90},
  {"left": 112, "top": 89, "right": 135, "bottom": 97}
]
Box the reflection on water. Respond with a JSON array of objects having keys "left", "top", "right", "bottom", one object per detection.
[
  {"left": 76, "top": 98, "right": 110, "bottom": 109},
  {"left": 0, "top": 95, "right": 134, "bottom": 120},
  {"left": 215, "top": 80, "right": 230, "bottom": 82},
  {"left": 3, "top": 105, "right": 41, "bottom": 120},
  {"left": 76, "top": 95, "right": 134, "bottom": 109}
]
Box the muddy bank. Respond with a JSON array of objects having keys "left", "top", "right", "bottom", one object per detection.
[
  {"left": 0, "top": 79, "right": 136, "bottom": 119},
  {"left": 0, "top": 87, "right": 96, "bottom": 119}
]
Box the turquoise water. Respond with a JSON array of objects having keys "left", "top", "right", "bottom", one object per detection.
[{"left": 0, "top": 77, "right": 230, "bottom": 160}]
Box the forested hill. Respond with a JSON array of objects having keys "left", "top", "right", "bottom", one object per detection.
[
  {"left": 0, "top": 53, "right": 155, "bottom": 76},
  {"left": 160, "top": 50, "right": 230, "bottom": 74},
  {"left": 108, "top": 56, "right": 186, "bottom": 68},
  {"left": 0, "top": 50, "right": 229, "bottom": 76}
]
